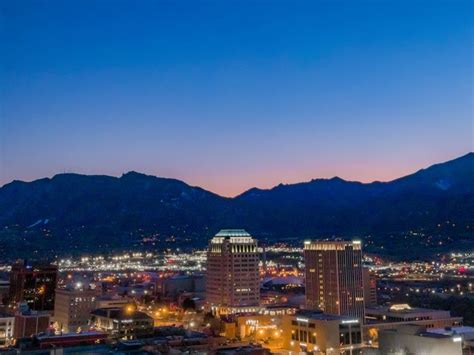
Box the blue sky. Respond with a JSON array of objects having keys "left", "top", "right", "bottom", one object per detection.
[{"left": 1, "top": 0, "right": 472, "bottom": 196}]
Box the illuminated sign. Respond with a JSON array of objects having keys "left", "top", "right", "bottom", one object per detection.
[
  {"left": 296, "top": 317, "right": 309, "bottom": 322},
  {"left": 341, "top": 319, "right": 359, "bottom": 324}
]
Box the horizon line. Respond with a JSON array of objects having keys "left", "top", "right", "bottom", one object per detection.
[{"left": 1, "top": 151, "right": 472, "bottom": 198}]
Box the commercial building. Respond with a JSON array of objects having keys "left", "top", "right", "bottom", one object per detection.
[
  {"left": 94, "top": 294, "right": 129, "bottom": 309},
  {"left": 90, "top": 307, "right": 154, "bottom": 339},
  {"left": 0, "top": 312, "right": 14, "bottom": 347},
  {"left": 157, "top": 274, "right": 205, "bottom": 300},
  {"left": 362, "top": 267, "right": 377, "bottom": 307},
  {"left": 378, "top": 324, "right": 462, "bottom": 355},
  {"left": 14, "top": 306, "right": 51, "bottom": 338},
  {"left": 427, "top": 326, "right": 474, "bottom": 354},
  {"left": 54, "top": 285, "right": 99, "bottom": 333},
  {"left": 282, "top": 310, "right": 363, "bottom": 354},
  {"left": 206, "top": 229, "right": 260, "bottom": 314},
  {"left": 9, "top": 261, "right": 58, "bottom": 311},
  {"left": 364, "top": 304, "right": 463, "bottom": 344},
  {"left": 221, "top": 305, "right": 296, "bottom": 346},
  {"left": 304, "top": 240, "right": 365, "bottom": 320}
]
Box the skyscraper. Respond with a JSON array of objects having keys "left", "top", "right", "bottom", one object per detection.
[
  {"left": 304, "top": 240, "right": 365, "bottom": 320},
  {"left": 9, "top": 262, "right": 58, "bottom": 312},
  {"left": 206, "top": 229, "right": 260, "bottom": 314}
]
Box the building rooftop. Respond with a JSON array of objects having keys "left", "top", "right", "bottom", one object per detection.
[
  {"left": 427, "top": 326, "right": 474, "bottom": 336},
  {"left": 366, "top": 305, "right": 452, "bottom": 316},
  {"left": 294, "top": 310, "right": 360, "bottom": 323},
  {"left": 36, "top": 331, "right": 106, "bottom": 340},
  {"left": 90, "top": 308, "right": 153, "bottom": 321},
  {"left": 215, "top": 229, "right": 251, "bottom": 237},
  {"left": 303, "top": 240, "right": 362, "bottom": 250}
]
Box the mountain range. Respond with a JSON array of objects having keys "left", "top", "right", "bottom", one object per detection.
[{"left": 0, "top": 153, "right": 473, "bottom": 260}]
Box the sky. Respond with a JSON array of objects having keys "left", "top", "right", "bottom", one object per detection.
[{"left": 1, "top": 0, "right": 472, "bottom": 197}]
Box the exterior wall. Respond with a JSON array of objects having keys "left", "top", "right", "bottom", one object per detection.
[
  {"left": 9, "top": 264, "right": 58, "bottom": 311},
  {"left": 304, "top": 241, "right": 365, "bottom": 320},
  {"left": 282, "top": 314, "right": 363, "bottom": 354},
  {"left": 364, "top": 316, "right": 464, "bottom": 345},
  {"left": 95, "top": 296, "right": 128, "bottom": 309},
  {"left": 379, "top": 328, "right": 462, "bottom": 355},
  {"left": 206, "top": 231, "right": 260, "bottom": 311},
  {"left": 362, "top": 267, "right": 377, "bottom": 307},
  {"left": 54, "top": 288, "right": 99, "bottom": 332},
  {"left": 90, "top": 309, "right": 154, "bottom": 340},
  {"left": 14, "top": 313, "right": 50, "bottom": 338},
  {"left": 0, "top": 316, "right": 14, "bottom": 347}
]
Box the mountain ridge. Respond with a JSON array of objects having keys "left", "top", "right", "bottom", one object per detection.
[
  {"left": 0, "top": 152, "right": 472, "bottom": 259},
  {"left": 3, "top": 152, "right": 473, "bottom": 196}
]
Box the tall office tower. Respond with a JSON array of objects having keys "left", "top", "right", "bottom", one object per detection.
[
  {"left": 54, "top": 285, "right": 99, "bottom": 333},
  {"left": 304, "top": 240, "right": 365, "bottom": 320},
  {"left": 206, "top": 229, "right": 260, "bottom": 314},
  {"left": 9, "top": 262, "right": 58, "bottom": 311}
]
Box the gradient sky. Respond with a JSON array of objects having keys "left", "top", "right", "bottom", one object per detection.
[{"left": 1, "top": 0, "right": 472, "bottom": 197}]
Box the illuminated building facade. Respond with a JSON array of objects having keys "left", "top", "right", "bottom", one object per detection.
[
  {"left": 304, "top": 240, "right": 365, "bottom": 320},
  {"left": 9, "top": 262, "right": 58, "bottom": 311},
  {"left": 54, "top": 286, "right": 99, "bottom": 333},
  {"left": 89, "top": 307, "right": 154, "bottom": 339},
  {"left": 206, "top": 229, "right": 260, "bottom": 314},
  {"left": 283, "top": 310, "right": 363, "bottom": 354},
  {"left": 0, "top": 312, "right": 14, "bottom": 347},
  {"left": 364, "top": 304, "right": 463, "bottom": 344},
  {"left": 378, "top": 325, "right": 462, "bottom": 355}
]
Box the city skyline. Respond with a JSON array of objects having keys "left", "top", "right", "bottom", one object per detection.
[{"left": 1, "top": 0, "right": 472, "bottom": 196}]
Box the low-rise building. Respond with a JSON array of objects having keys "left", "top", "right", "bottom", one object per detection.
[
  {"left": 364, "top": 303, "right": 463, "bottom": 344},
  {"left": 156, "top": 274, "right": 205, "bottom": 300},
  {"left": 94, "top": 294, "right": 129, "bottom": 309},
  {"left": 90, "top": 307, "right": 154, "bottom": 339},
  {"left": 282, "top": 310, "right": 363, "bottom": 354},
  {"left": 0, "top": 312, "right": 14, "bottom": 347},
  {"left": 378, "top": 324, "right": 463, "bottom": 355},
  {"left": 14, "top": 308, "right": 50, "bottom": 339},
  {"left": 426, "top": 326, "right": 474, "bottom": 355}
]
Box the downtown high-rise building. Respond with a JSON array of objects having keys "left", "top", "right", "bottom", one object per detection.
[
  {"left": 9, "top": 261, "right": 58, "bottom": 312},
  {"left": 304, "top": 240, "right": 365, "bottom": 320},
  {"left": 206, "top": 229, "right": 260, "bottom": 314}
]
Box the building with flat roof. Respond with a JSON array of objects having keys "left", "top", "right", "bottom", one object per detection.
[
  {"left": 157, "top": 274, "right": 205, "bottom": 300},
  {"left": 0, "top": 312, "right": 14, "bottom": 347},
  {"left": 14, "top": 307, "right": 50, "bottom": 339},
  {"left": 364, "top": 304, "right": 463, "bottom": 345},
  {"left": 282, "top": 310, "right": 363, "bottom": 354},
  {"left": 90, "top": 307, "right": 154, "bottom": 340},
  {"left": 94, "top": 294, "right": 129, "bottom": 309},
  {"left": 9, "top": 262, "right": 58, "bottom": 311},
  {"left": 378, "top": 324, "right": 463, "bottom": 355},
  {"left": 304, "top": 240, "right": 365, "bottom": 320},
  {"left": 362, "top": 267, "right": 377, "bottom": 307},
  {"left": 206, "top": 229, "right": 260, "bottom": 314},
  {"left": 427, "top": 326, "right": 474, "bottom": 354},
  {"left": 54, "top": 285, "right": 99, "bottom": 333}
]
